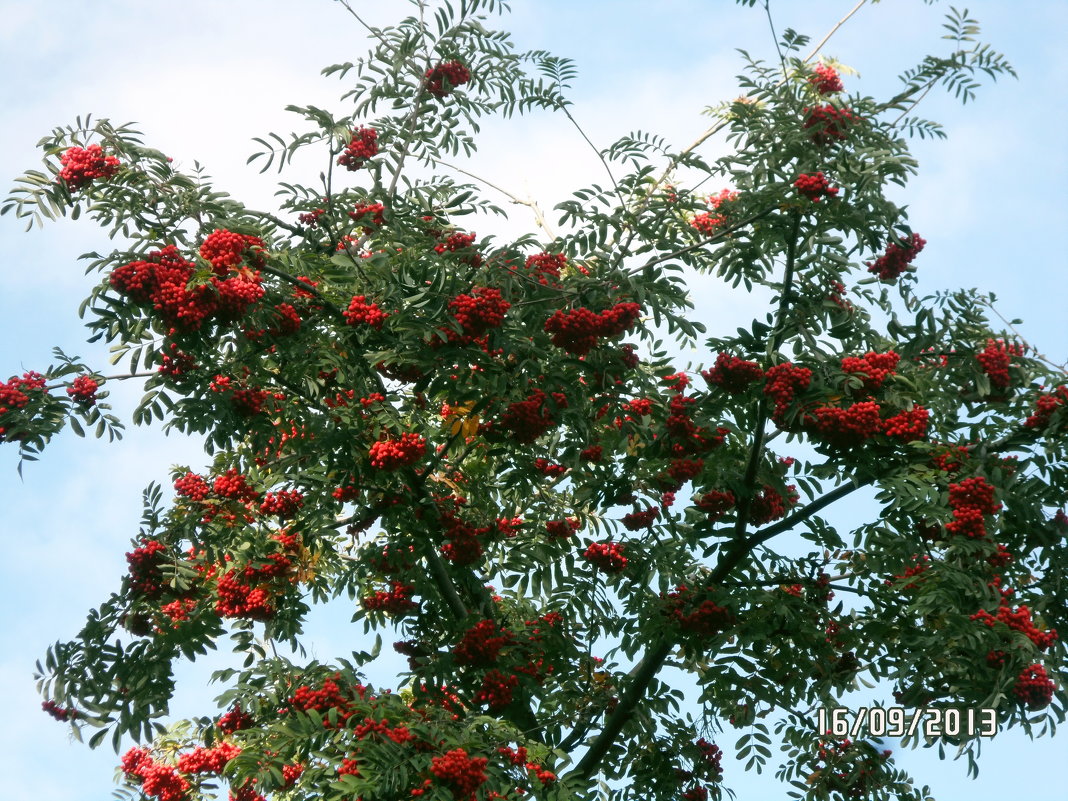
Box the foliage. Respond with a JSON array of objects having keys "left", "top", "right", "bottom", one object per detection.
[{"left": 3, "top": 2, "right": 1064, "bottom": 800}]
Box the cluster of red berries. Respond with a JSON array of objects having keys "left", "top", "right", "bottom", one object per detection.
[
  {"left": 343, "top": 294, "right": 389, "bottom": 328},
  {"left": 622, "top": 506, "right": 660, "bottom": 531},
  {"left": 337, "top": 127, "right": 378, "bottom": 170},
  {"left": 976, "top": 338, "right": 1023, "bottom": 391},
  {"left": 218, "top": 705, "right": 254, "bottom": 733},
  {"left": 802, "top": 104, "right": 859, "bottom": 144},
  {"left": 580, "top": 445, "right": 603, "bottom": 462},
  {"left": 866, "top": 233, "right": 926, "bottom": 280},
  {"left": 534, "top": 458, "right": 567, "bottom": 477},
  {"left": 349, "top": 201, "right": 386, "bottom": 232},
  {"left": 545, "top": 517, "right": 580, "bottom": 540},
  {"left": 259, "top": 490, "right": 304, "bottom": 518},
  {"left": 363, "top": 581, "right": 418, "bottom": 615},
  {"left": 794, "top": 171, "right": 839, "bottom": 201},
  {"left": 449, "top": 287, "right": 511, "bottom": 336},
  {"left": 298, "top": 208, "right": 325, "bottom": 226},
  {"left": 1025, "top": 386, "right": 1068, "bottom": 429},
  {"left": 369, "top": 433, "right": 427, "bottom": 470},
  {"left": 111, "top": 240, "right": 265, "bottom": 331},
  {"left": 945, "top": 476, "right": 1000, "bottom": 539},
  {"left": 690, "top": 189, "right": 738, "bottom": 235},
  {"left": 430, "top": 748, "right": 488, "bottom": 799},
  {"left": 663, "top": 585, "right": 735, "bottom": 637},
  {"left": 453, "top": 619, "right": 514, "bottom": 666},
  {"left": 809, "top": 64, "right": 844, "bottom": 94},
  {"left": 176, "top": 743, "right": 241, "bottom": 775},
  {"left": 126, "top": 539, "right": 168, "bottom": 598},
  {"left": 841, "top": 351, "right": 900, "bottom": 392},
  {"left": 702, "top": 353, "right": 764, "bottom": 393},
  {"left": 216, "top": 564, "right": 278, "bottom": 620},
  {"left": 0, "top": 371, "right": 46, "bottom": 420},
  {"left": 524, "top": 252, "right": 566, "bottom": 285},
  {"left": 885, "top": 554, "right": 930, "bottom": 591},
  {"left": 697, "top": 489, "right": 736, "bottom": 521},
  {"left": 805, "top": 401, "right": 882, "bottom": 449},
  {"left": 544, "top": 302, "right": 641, "bottom": 355},
  {"left": 497, "top": 390, "right": 565, "bottom": 444},
  {"left": 696, "top": 738, "right": 723, "bottom": 778},
  {"left": 882, "top": 407, "right": 929, "bottom": 441},
  {"left": 41, "top": 699, "right": 77, "bottom": 721},
  {"left": 199, "top": 229, "right": 267, "bottom": 275},
  {"left": 210, "top": 468, "right": 260, "bottom": 502},
  {"left": 435, "top": 231, "right": 478, "bottom": 255},
  {"left": 440, "top": 509, "right": 493, "bottom": 566},
  {"left": 764, "top": 362, "right": 813, "bottom": 426},
  {"left": 57, "top": 144, "right": 120, "bottom": 190},
  {"left": 425, "top": 61, "right": 472, "bottom": 98},
  {"left": 474, "top": 669, "right": 520, "bottom": 711},
  {"left": 1013, "top": 664, "right": 1056, "bottom": 709},
  {"left": 584, "top": 541, "right": 627, "bottom": 573},
  {"left": 971, "top": 602, "right": 1057, "bottom": 651},
  {"left": 66, "top": 375, "right": 99, "bottom": 405},
  {"left": 121, "top": 747, "right": 190, "bottom": 801},
  {"left": 750, "top": 484, "right": 798, "bottom": 525}
]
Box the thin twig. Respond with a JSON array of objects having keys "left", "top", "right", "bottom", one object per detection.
[{"left": 432, "top": 157, "right": 557, "bottom": 239}]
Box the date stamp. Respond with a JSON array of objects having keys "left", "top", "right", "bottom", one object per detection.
[{"left": 818, "top": 707, "right": 997, "bottom": 739}]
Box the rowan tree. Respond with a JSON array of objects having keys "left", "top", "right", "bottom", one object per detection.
[{"left": 3, "top": 2, "right": 1066, "bottom": 800}]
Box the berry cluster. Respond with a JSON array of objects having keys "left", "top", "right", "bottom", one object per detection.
[
  {"left": 363, "top": 581, "right": 418, "bottom": 615},
  {"left": 349, "top": 201, "right": 386, "bottom": 232},
  {"left": 212, "top": 468, "right": 261, "bottom": 502},
  {"left": 866, "top": 233, "right": 926, "bottom": 280},
  {"left": 802, "top": 104, "right": 859, "bottom": 143},
  {"left": 976, "top": 338, "right": 1023, "bottom": 391},
  {"left": 1013, "top": 664, "right": 1056, "bottom": 709},
  {"left": 337, "top": 127, "right": 378, "bottom": 170},
  {"left": 430, "top": 749, "right": 488, "bottom": 800},
  {"left": 66, "top": 375, "right": 99, "bottom": 405},
  {"left": 1024, "top": 386, "right": 1068, "bottom": 429},
  {"left": 545, "top": 517, "right": 580, "bottom": 540},
  {"left": 474, "top": 669, "right": 519, "bottom": 711},
  {"left": 534, "top": 459, "right": 567, "bottom": 477},
  {"left": 259, "top": 490, "right": 304, "bottom": 518},
  {"left": 622, "top": 506, "right": 659, "bottom": 531},
  {"left": 750, "top": 484, "right": 798, "bottom": 525},
  {"left": 218, "top": 705, "right": 254, "bottom": 733},
  {"left": 199, "top": 229, "right": 266, "bottom": 276},
  {"left": 524, "top": 252, "right": 566, "bottom": 285},
  {"left": 497, "top": 390, "right": 565, "bottom": 444},
  {"left": 453, "top": 620, "right": 514, "bottom": 666},
  {"left": 841, "top": 351, "right": 900, "bottom": 392},
  {"left": 57, "top": 144, "right": 120, "bottom": 190},
  {"left": 805, "top": 401, "right": 882, "bottom": 449},
  {"left": 697, "top": 489, "right": 736, "bottom": 521},
  {"left": 440, "top": 509, "right": 492, "bottom": 566},
  {"left": 764, "top": 362, "right": 813, "bottom": 427},
  {"left": 121, "top": 747, "right": 190, "bottom": 801},
  {"left": 809, "top": 64, "right": 844, "bottom": 94},
  {"left": 343, "top": 294, "right": 389, "bottom": 328},
  {"left": 176, "top": 743, "right": 241, "bottom": 775},
  {"left": 882, "top": 406, "right": 929, "bottom": 441},
  {"left": 794, "top": 171, "right": 839, "bottom": 201},
  {"left": 110, "top": 242, "right": 265, "bottom": 331},
  {"left": 702, "top": 353, "right": 764, "bottom": 393},
  {"left": 690, "top": 189, "right": 738, "bottom": 235},
  {"left": 544, "top": 302, "right": 641, "bottom": 355},
  {"left": 41, "top": 699, "right": 77, "bottom": 721},
  {"left": 945, "top": 476, "right": 1000, "bottom": 539},
  {"left": 449, "top": 287, "right": 511, "bottom": 336},
  {"left": 584, "top": 541, "right": 627, "bottom": 573},
  {"left": 126, "top": 539, "right": 168, "bottom": 598},
  {"left": 664, "top": 585, "right": 735, "bottom": 637},
  {"left": 369, "top": 433, "right": 427, "bottom": 470},
  {"left": 971, "top": 602, "right": 1057, "bottom": 651},
  {"left": 425, "top": 61, "right": 472, "bottom": 98}
]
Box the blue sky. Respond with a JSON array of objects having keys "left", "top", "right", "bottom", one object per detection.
[{"left": 0, "top": 2, "right": 1065, "bottom": 800}]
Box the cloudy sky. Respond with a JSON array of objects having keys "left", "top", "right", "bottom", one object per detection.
[{"left": 0, "top": 1, "right": 1065, "bottom": 800}]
